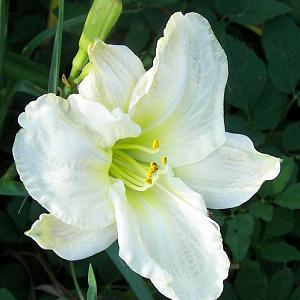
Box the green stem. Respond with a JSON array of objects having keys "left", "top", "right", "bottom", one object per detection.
[{"left": 69, "top": 262, "right": 85, "bottom": 300}]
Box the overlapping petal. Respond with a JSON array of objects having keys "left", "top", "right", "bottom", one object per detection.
[
  {"left": 13, "top": 94, "right": 140, "bottom": 230},
  {"left": 26, "top": 214, "right": 117, "bottom": 260},
  {"left": 79, "top": 40, "right": 145, "bottom": 112},
  {"left": 111, "top": 176, "right": 230, "bottom": 300},
  {"left": 128, "top": 12, "right": 228, "bottom": 167},
  {"left": 175, "top": 133, "right": 281, "bottom": 209}
]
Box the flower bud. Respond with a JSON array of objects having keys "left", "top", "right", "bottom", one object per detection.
[{"left": 69, "top": 0, "right": 122, "bottom": 83}]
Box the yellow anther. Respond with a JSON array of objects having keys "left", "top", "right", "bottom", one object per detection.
[
  {"left": 161, "top": 156, "right": 167, "bottom": 166},
  {"left": 146, "top": 170, "right": 153, "bottom": 178},
  {"left": 150, "top": 162, "right": 158, "bottom": 171},
  {"left": 152, "top": 139, "right": 160, "bottom": 150},
  {"left": 146, "top": 177, "right": 153, "bottom": 184},
  {"left": 146, "top": 161, "right": 159, "bottom": 182}
]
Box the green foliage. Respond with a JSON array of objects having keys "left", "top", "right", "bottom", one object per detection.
[
  {"left": 225, "top": 213, "right": 254, "bottom": 261},
  {"left": 262, "top": 16, "right": 300, "bottom": 93},
  {"left": 249, "top": 201, "right": 274, "bottom": 221},
  {"left": 235, "top": 261, "right": 268, "bottom": 300},
  {"left": 3, "top": 51, "right": 48, "bottom": 89},
  {"left": 253, "top": 84, "right": 287, "bottom": 130},
  {"left": 0, "top": 288, "right": 17, "bottom": 300},
  {"left": 260, "top": 241, "right": 300, "bottom": 262},
  {"left": 48, "top": 0, "right": 64, "bottom": 94},
  {"left": 215, "top": 0, "right": 290, "bottom": 24},
  {"left": 87, "top": 264, "right": 97, "bottom": 300},
  {"left": 0, "top": 0, "right": 299, "bottom": 299},
  {"left": 260, "top": 157, "right": 297, "bottom": 196},
  {"left": 222, "top": 36, "right": 267, "bottom": 112},
  {"left": 266, "top": 270, "right": 294, "bottom": 300},
  {"left": 264, "top": 207, "right": 294, "bottom": 239},
  {"left": 0, "top": 180, "right": 28, "bottom": 196},
  {"left": 106, "top": 242, "right": 155, "bottom": 300},
  {"left": 275, "top": 183, "right": 300, "bottom": 209},
  {"left": 282, "top": 122, "right": 300, "bottom": 151}
]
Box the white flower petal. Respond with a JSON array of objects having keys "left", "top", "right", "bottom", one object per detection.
[
  {"left": 26, "top": 214, "right": 117, "bottom": 260},
  {"left": 67, "top": 94, "right": 141, "bottom": 147},
  {"left": 129, "top": 12, "right": 228, "bottom": 167},
  {"left": 13, "top": 94, "right": 140, "bottom": 230},
  {"left": 79, "top": 40, "right": 145, "bottom": 112},
  {"left": 111, "top": 177, "right": 230, "bottom": 300},
  {"left": 175, "top": 133, "right": 281, "bottom": 209}
]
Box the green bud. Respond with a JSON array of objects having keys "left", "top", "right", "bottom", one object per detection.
[{"left": 69, "top": 0, "right": 122, "bottom": 84}]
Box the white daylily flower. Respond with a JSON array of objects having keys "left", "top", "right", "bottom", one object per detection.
[{"left": 13, "top": 12, "right": 280, "bottom": 300}]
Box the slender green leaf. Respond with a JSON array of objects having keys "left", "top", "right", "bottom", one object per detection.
[
  {"left": 1, "top": 163, "right": 17, "bottom": 181},
  {"left": 106, "top": 242, "right": 155, "bottom": 300},
  {"left": 0, "top": 180, "right": 28, "bottom": 196},
  {"left": 0, "top": 0, "right": 8, "bottom": 80},
  {"left": 22, "top": 15, "right": 85, "bottom": 58},
  {"left": 0, "top": 80, "right": 17, "bottom": 137},
  {"left": 0, "top": 288, "right": 17, "bottom": 300},
  {"left": 48, "top": 0, "right": 64, "bottom": 94},
  {"left": 3, "top": 51, "right": 48, "bottom": 89},
  {"left": 87, "top": 264, "right": 97, "bottom": 300},
  {"left": 290, "top": 286, "right": 300, "bottom": 300}
]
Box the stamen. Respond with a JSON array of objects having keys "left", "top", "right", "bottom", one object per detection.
[
  {"left": 110, "top": 139, "right": 164, "bottom": 191},
  {"left": 152, "top": 139, "right": 160, "bottom": 150},
  {"left": 110, "top": 150, "right": 155, "bottom": 191},
  {"left": 113, "top": 150, "right": 146, "bottom": 174},
  {"left": 110, "top": 169, "right": 150, "bottom": 191},
  {"left": 110, "top": 163, "right": 145, "bottom": 186},
  {"left": 113, "top": 155, "right": 146, "bottom": 178},
  {"left": 113, "top": 142, "right": 159, "bottom": 154},
  {"left": 161, "top": 156, "right": 167, "bottom": 165},
  {"left": 145, "top": 161, "right": 159, "bottom": 183},
  {"left": 157, "top": 156, "right": 168, "bottom": 175}
]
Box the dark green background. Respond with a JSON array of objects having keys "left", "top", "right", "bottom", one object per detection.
[{"left": 1, "top": 0, "right": 300, "bottom": 299}]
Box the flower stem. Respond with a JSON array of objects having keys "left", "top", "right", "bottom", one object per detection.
[{"left": 69, "top": 261, "right": 85, "bottom": 300}]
